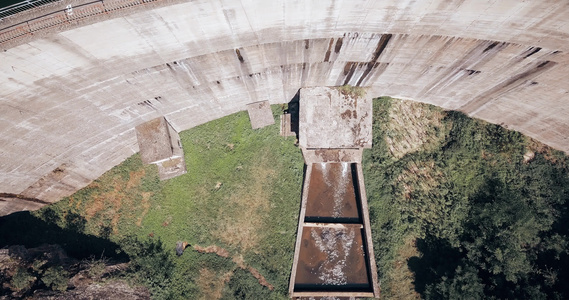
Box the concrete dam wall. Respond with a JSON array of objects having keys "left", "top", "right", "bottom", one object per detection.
[{"left": 1, "top": 0, "right": 569, "bottom": 214}]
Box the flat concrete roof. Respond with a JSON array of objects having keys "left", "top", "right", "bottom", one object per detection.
[
  {"left": 299, "top": 87, "right": 372, "bottom": 149},
  {"left": 247, "top": 100, "right": 275, "bottom": 129}
]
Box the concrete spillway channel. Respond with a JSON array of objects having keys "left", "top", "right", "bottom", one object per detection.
[
  {"left": 289, "top": 87, "right": 379, "bottom": 298},
  {"left": 289, "top": 160, "right": 379, "bottom": 298}
]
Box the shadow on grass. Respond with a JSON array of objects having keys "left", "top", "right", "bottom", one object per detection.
[
  {"left": 407, "top": 236, "right": 462, "bottom": 295},
  {"left": 0, "top": 211, "right": 127, "bottom": 261}
]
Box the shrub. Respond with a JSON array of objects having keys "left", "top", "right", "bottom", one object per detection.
[
  {"left": 84, "top": 256, "right": 107, "bottom": 279},
  {"left": 11, "top": 267, "right": 35, "bottom": 292},
  {"left": 336, "top": 85, "right": 366, "bottom": 98},
  {"left": 120, "top": 236, "right": 174, "bottom": 299},
  {"left": 41, "top": 266, "right": 69, "bottom": 292}
]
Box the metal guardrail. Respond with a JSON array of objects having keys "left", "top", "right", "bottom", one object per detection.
[
  {"left": 0, "top": 0, "right": 158, "bottom": 45},
  {"left": 0, "top": 0, "right": 61, "bottom": 20}
]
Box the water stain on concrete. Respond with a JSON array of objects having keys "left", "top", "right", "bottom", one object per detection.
[{"left": 235, "top": 48, "right": 245, "bottom": 63}]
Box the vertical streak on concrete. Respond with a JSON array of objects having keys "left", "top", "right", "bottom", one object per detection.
[
  {"left": 462, "top": 60, "right": 557, "bottom": 114},
  {"left": 1, "top": 0, "right": 569, "bottom": 214},
  {"left": 354, "top": 33, "right": 392, "bottom": 86}
]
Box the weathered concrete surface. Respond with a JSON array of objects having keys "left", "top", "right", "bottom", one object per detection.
[
  {"left": 279, "top": 113, "right": 295, "bottom": 137},
  {"left": 300, "top": 87, "right": 372, "bottom": 149},
  {"left": 135, "top": 117, "right": 174, "bottom": 164},
  {"left": 301, "top": 148, "right": 363, "bottom": 164},
  {"left": 135, "top": 116, "right": 186, "bottom": 180},
  {"left": 1, "top": 0, "right": 569, "bottom": 214},
  {"left": 290, "top": 162, "right": 379, "bottom": 298},
  {"left": 0, "top": 193, "right": 47, "bottom": 216},
  {"left": 292, "top": 88, "right": 378, "bottom": 298},
  {"left": 155, "top": 156, "right": 186, "bottom": 181},
  {"left": 247, "top": 100, "right": 274, "bottom": 129}
]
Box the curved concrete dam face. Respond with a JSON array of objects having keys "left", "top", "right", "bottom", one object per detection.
[{"left": 1, "top": 0, "right": 569, "bottom": 214}]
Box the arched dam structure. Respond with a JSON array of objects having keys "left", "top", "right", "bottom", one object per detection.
[{"left": 1, "top": 0, "right": 569, "bottom": 215}]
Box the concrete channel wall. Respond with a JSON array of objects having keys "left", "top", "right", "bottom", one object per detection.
[{"left": 1, "top": 0, "right": 569, "bottom": 214}]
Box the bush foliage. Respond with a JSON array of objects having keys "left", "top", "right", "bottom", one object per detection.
[
  {"left": 364, "top": 97, "right": 569, "bottom": 299},
  {"left": 3, "top": 99, "right": 568, "bottom": 299}
]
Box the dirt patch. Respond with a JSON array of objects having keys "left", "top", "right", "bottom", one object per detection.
[
  {"left": 232, "top": 254, "right": 247, "bottom": 269},
  {"left": 83, "top": 168, "right": 152, "bottom": 235},
  {"left": 527, "top": 137, "right": 565, "bottom": 165},
  {"left": 197, "top": 268, "right": 233, "bottom": 300},
  {"left": 193, "top": 245, "right": 230, "bottom": 258},
  {"left": 214, "top": 153, "right": 275, "bottom": 252},
  {"left": 386, "top": 100, "right": 448, "bottom": 159},
  {"left": 247, "top": 266, "right": 274, "bottom": 290},
  {"left": 523, "top": 150, "right": 535, "bottom": 163},
  {"left": 126, "top": 170, "right": 146, "bottom": 189},
  {"left": 85, "top": 197, "right": 105, "bottom": 221}
]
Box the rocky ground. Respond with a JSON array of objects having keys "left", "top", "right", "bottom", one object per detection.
[{"left": 0, "top": 244, "right": 149, "bottom": 299}]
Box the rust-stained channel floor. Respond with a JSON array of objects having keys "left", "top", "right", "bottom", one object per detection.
[
  {"left": 290, "top": 162, "right": 378, "bottom": 298},
  {"left": 305, "top": 163, "right": 361, "bottom": 223},
  {"left": 295, "top": 224, "right": 370, "bottom": 290}
]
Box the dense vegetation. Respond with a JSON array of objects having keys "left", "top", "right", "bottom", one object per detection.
[
  {"left": 1, "top": 97, "right": 568, "bottom": 299},
  {"left": 364, "top": 97, "right": 569, "bottom": 299}
]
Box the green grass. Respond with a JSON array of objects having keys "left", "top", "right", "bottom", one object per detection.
[
  {"left": 2, "top": 98, "right": 569, "bottom": 299},
  {"left": 11, "top": 106, "right": 303, "bottom": 299}
]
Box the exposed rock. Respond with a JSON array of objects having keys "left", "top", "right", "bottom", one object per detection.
[
  {"left": 175, "top": 241, "right": 189, "bottom": 256},
  {"left": 523, "top": 150, "right": 536, "bottom": 163},
  {"left": 30, "top": 281, "right": 150, "bottom": 300},
  {"left": 0, "top": 245, "right": 147, "bottom": 299}
]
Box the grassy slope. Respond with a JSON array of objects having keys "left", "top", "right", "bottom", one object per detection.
[
  {"left": 25, "top": 106, "right": 303, "bottom": 299},
  {"left": 3, "top": 98, "right": 568, "bottom": 299}
]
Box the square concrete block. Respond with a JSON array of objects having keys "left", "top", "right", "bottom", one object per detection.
[
  {"left": 299, "top": 87, "right": 372, "bottom": 149},
  {"left": 135, "top": 117, "right": 187, "bottom": 180},
  {"left": 247, "top": 100, "right": 275, "bottom": 129}
]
